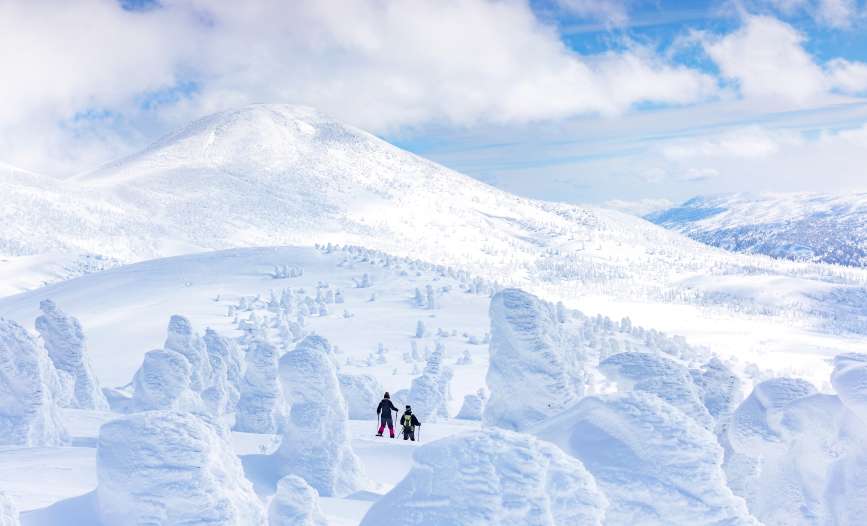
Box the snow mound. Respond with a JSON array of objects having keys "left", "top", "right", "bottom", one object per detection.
[
  {"left": 0, "top": 318, "right": 68, "bottom": 446},
  {"left": 690, "top": 357, "right": 743, "bottom": 431},
  {"left": 131, "top": 349, "right": 200, "bottom": 412},
  {"left": 96, "top": 410, "right": 266, "bottom": 526},
  {"left": 830, "top": 352, "right": 867, "bottom": 421},
  {"left": 538, "top": 391, "right": 757, "bottom": 525},
  {"left": 34, "top": 299, "right": 109, "bottom": 410},
  {"left": 599, "top": 352, "right": 713, "bottom": 428},
  {"left": 235, "top": 340, "right": 284, "bottom": 433},
  {"left": 360, "top": 427, "right": 607, "bottom": 526},
  {"left": 268, "top": 475, "right": 328, "bottom": 526},
  {"left": 338, "top": 373, "right": 382, "bottom": 420},
  {"left": 408, "top": 343, "right": 452, "bottom": 422},
  {"left": 723, "top": 374, "right": 867, "bottom": 525},
  {"left": 164, "top": 315, "right": 212, "bottom": 392},
  {"left": 275, "top": 335, "right": 364, "bottom": 497},
  {"left": 484, "top": 289, "right": 584, "bottom": 431},
  {"left": 0, "top": 493, "right": 19, "bottom": 526}
]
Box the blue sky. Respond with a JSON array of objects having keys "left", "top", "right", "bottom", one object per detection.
[{"left": 2, "top": 0, "right": 867, "bottom": 209}]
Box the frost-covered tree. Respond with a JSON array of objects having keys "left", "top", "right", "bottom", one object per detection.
[
  {"left": 275, "top": 335, "right": 364, "bottom": 497},
  {"left": 164, "top": 315, "right": 212, "bottom": 392},
  {"left": 415, "top": 320, "right": 427, "bottom": 339},
  {"left": 408, "top": 342, "right": 452, "bottom": 421},
  {"left": 425, "top": 284, "right": 436, "bottom": 310},
  {"left": 131, "top": 349, "right": 200, "bottom": 413},
  {"left": 235, "top": 340, "right": 283, "bottom": 433},
  {"left": 34, "top": 300, "right": 109, "bottom": 410},
  {"left": 339, "top": 373, "right": 383, "bottom": 420},
  {"left": 268, "top": 475, "right": 328, "bottom": 526},
  {"left": 0, "top": 319, "right": 68, "bottom": 447},
  {"left": 203, "top": 328, "right": 244, "bottom": 411},
  {"left": 97, "top": 411, "right": 265, "bottom": 526}
]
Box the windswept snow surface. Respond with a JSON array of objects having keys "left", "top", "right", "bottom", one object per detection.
[
  {"left": 648, "top": 193, "right": 867, "bottom": 267},
  {"left": 0, "top": 493, "right": 19, "bottom": 526}
]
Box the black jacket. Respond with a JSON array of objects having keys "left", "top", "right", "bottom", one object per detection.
[
  {"left": 377, "top": 398, "right": 399, "bottom": 416},
  {"left": 400, "top": 411, "right": 421, "bottom": 428}
]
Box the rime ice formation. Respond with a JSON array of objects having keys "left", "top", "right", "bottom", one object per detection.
[
  {"left": 130, "top": 349, "right": 200, "bottom": 412},
  {"left": 360, "top": 428, "right": 607, "bottom": 526},
  {"left": 723, "top": 373, "right": 867, "bottom": 525},
  {"left": 0, "top": 318, "right": 68, "bottom": 447},
  {"left": 204, "top": 328, "right": 244, "bottom": 410},
  {"left": 96, "top": 411, "right": 266, "bottom": 526},
  {"left": 456, "top": 390, "right": 486, "bottom": 420},
  {"left": 691, "top": 357, "right": 742, "bottom": 430},
  {"left": 408, "top": 343, "right": 452, "bottom": 422},
  {"left": 268, "top": 475, "right": 328, "bottom": 526},
  {"left": 0, "top": 493, "right": 19, "bottom": 526},
  {"left": 164, "top": 315, "right": 212, "bottom": 392},
  {"left": 235, "top": 340, "right": 283, "bottom": 433},
  {"left": 338, "top": 373, "right": 383, "bottom": 420},
  {"left": 538, "top": 392, "right": 757, "bottom": 526},
  {"left": 599, "top": 352, "right": 713, "bottom": 428},
  {"left": 275, "top": 335, "right": 364, "bottom": 497},
  {"left": 484, "top": 289, "right": 584, "bottom": 431},
  {"left": 34, "top": 299, "right": 109, "bottom": 410}
]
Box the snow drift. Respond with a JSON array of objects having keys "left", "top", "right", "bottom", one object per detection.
[
  {"left": 360, "top": 427, "right": 607, "bottom": 526},
  {"left": 96, "top": 410, "right": 266, "bottom": 526}
]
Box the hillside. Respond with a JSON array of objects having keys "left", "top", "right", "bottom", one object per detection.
[{"left": 648, "top": 193, "right": 867, "bottom": 267}]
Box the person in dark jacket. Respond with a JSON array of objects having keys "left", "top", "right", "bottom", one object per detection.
[
  {"left": 376, "top": 392, "right": 399, "bottom": 438},
  {"left": 400, "top": 405, "right": 421, "bottom": 441}
]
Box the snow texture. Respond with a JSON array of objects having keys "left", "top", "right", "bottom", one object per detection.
[
  {"left": 484, "top": 288, "right": 584, "bottom": 431},
  {"left": 268, "top": 475, "right": 328, "bottom": 526},
  {"left": 0, "top": 493, "right": 19, "bottom": 526},
  {"left": 235, "top": 340, "right": 283, "bottom": 433},
  {"left": 456, "top": 391, "right": 485, "bottom": 420},
  {"left": 361, "top": 427, "right": 607, "bottom": 526},
  {"left": 408, "top": 343, "right": 452, "bottom": 422},
  {"left": 0, "top": 318, "right": 68, "bottom": 446},
  {"left": 599, "top": 351, "right": 713, "bottom": 429},
  {"left": 96, "top": 410, "right": 266, "bottom": 526},
  {"left": 34, "top": 299, "right": 109, "bottom": 410},
  {"left": 338, "top": 373, "right": 382, "bottom": 420},
  {"left": 131, "top": 349, "right": 201, "bottom": 412},
  {"left": 204, "top": 328, "right": 244, "bottom": 412},
  {"left": 275, "top": 335, "right": 364, "bottom": 497},
  {"left": 830, "top": 352, "right": 867, "bottom": 422},
  {"left": 538, "top": 391, "right": 757, "bottom": 526}
]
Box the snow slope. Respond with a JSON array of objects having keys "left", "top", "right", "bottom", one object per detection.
[{"left": 648, "top": 193, "right": 867, "bottom": 267}]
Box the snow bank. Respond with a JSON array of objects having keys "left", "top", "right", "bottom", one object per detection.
[
  {"left": 360, "top": 427, "right": 607, "bottom": 526},
  {"left": 164, "top": 315, "right": 212, "bottom": 392},
  {"left": 408, "top": 343, "right": 452, "bottom": 422},
  {"left": 538, "top": 391, "right": 756, "bottom": 525},
  {"left": 0, "top": 493, "right": 19, "bottom": 526},
  {"left": 599, "top": 352, "right": 713, "bottom": 428},
  {"left": 338, "top": 373, "right": 382, "bottom": 420},
  {"left": 131, "top": 349, "right": 201, "bottom": 412},
  {"left": 235, "top": 340, "right": 283, "bottom": 433},
  {"left": 484, "top": 289, "right": 583, "bottom": 431},
  {"left": 96, "top": 411, "right": 265, "bottom": 526},
  {"left": 275, "top": 335, "right": 364, "bottom": 497},
  {"left": 0, "top": 318, "right": 68, "bottom": 446},
  {"left": 34, "top": 299, "right": 109, "bottom": 410},
  {"left": 268, "top": 475, "right": 327, "bottom": 526},
  {"left": 831, "top": 352, "right": 867, "bottom": 421}
]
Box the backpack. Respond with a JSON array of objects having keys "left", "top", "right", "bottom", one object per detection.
[{"left": 402, "top": 414, "right": 413, "bottom": 428}]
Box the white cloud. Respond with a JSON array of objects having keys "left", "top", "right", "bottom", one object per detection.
[
  {"left": 661, "top": 126, "right": 797, "bottom": 160},
  {"left": 756, "top": 0, "right": 858, "bottom": 28},
  {"left": 0, "top": 0, "right": 718, "bottom": 175},
  {"left": 554, "top": 0, "right": 630, "bottom": 26},
  {"left": 700, "top": 15, "right": 867, "bottom": 104}
]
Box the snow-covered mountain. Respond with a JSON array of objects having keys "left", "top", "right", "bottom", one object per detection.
[{"left": 648, "top": 193, "right": 867, "bottom": 267}]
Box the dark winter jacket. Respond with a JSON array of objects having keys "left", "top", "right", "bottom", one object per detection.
[
  {"left": 377, "top": 398, "right": 399, "bottom": 416},
  {"left": 400, "top": 411, "right": 421, "bottom": 429}
]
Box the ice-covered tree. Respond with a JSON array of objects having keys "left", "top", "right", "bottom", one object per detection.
[
  {"left": 131, "top": 349, "right": 201, "bottom": 413},
  {"left": 164, "top": 315, "right": 212, "bottom": 392},
  {"left": 34, "top": 300, "right": 108, "bottom": 410},
  {"left": 268, "top": 475, "right": 328, "bottom": 526},
  {"left": 235, "top": 340, "right": 284, "bottom": 433}
]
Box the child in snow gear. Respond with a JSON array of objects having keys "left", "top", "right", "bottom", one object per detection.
[
  {"left": 376, "top": 392, "right": 400, "bottom": 438},
  {"left": 400, "top": 405, "right": 421, "bottom": 441}
]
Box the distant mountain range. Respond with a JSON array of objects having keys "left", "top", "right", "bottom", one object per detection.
[{"left": 648, "top": 193, "right": 867, "bottom": 267}]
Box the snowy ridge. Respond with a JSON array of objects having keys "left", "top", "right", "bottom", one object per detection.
[{"left": 648, "top": 192, "right": 867, "bottom": 267}]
